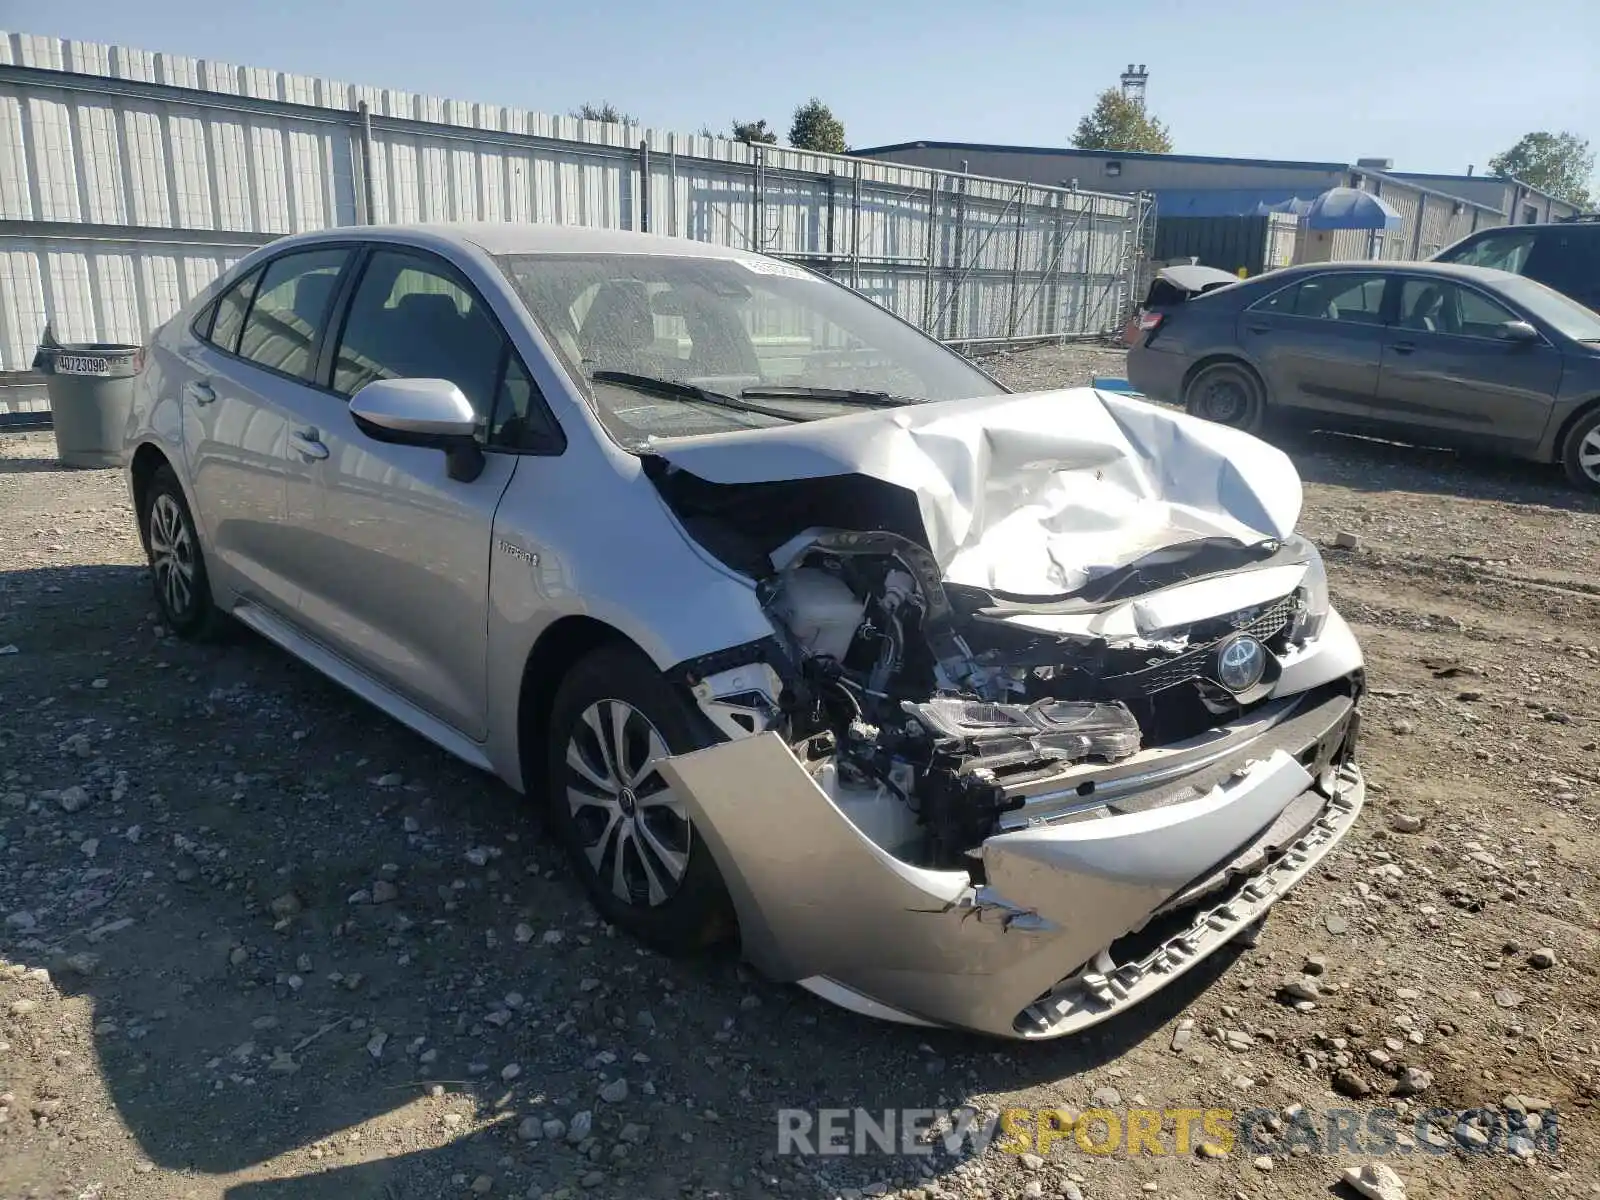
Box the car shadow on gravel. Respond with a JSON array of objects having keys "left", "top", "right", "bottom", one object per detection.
[
  {"left": 1273, "top": 427, "right": 1600, "bottom": 514},
  {"left": 2, "top": 558, "right": 1260, "bottom": 1198},
  {"left": 209, "top": 943, "right": 1251, "bottom": 1199}
]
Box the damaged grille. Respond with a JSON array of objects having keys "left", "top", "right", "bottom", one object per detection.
[{"left": 1103, "top": 596, "right": 1296, "bottom": 699}]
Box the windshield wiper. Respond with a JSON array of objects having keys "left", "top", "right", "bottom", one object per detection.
[
  {"left": 590, "top": 370, "right": 805, "bottom": 422},
  {"left": 740, "top": 384, "right": 917, "bottom": 408}
]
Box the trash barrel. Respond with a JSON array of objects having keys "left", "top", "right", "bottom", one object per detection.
[{"left": 36, "top": 342, "right": 142, "bottom": 468}]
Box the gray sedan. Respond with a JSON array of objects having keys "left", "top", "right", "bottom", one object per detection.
[{"left": 1126, "top": 261, "right": 1600, "bottom": 491}]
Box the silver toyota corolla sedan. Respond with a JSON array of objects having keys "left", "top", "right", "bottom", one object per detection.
[{"left": 124, "top": 224, "right": 1366, "bottom": 1039}]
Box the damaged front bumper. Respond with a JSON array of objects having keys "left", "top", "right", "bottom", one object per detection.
[{"left": 660, "top": 624, "right": 1364, "bottom": 1040}]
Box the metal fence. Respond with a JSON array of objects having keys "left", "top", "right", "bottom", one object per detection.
[{"left": 0, "top": 31, "right": 1151, "bottom": 372}]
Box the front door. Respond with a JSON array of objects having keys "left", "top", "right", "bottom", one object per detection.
[
  {"left": 274, "top": 246, "right": 526, "bottom": 741},
  {"left": 180, "top": 246, "right": 352, "bottom": 616},
  {"left": 1238, "top": 271, "right": 1390, "bottom": 419},
  {"left": 1374, "top": 277, "right": 1563, "bottom": 453}
]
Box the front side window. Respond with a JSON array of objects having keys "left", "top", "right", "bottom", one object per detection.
[
  {"left": 495, "top": 252, "right": 1004, "bottom": 443},
  {"left": 1398, "top": 279, "right": 1517, "bottom": 338},
  {"left": 332, "top": 248, "right": 557, "bottom": 449},
  {"left": 236, "top": 248, "right": 350, "bottom": 381}
]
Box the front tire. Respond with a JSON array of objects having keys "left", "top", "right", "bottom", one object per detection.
[
  {"left": 140, "top": 465, "right": 225, "bottom": 640},
  {"left": 545, "top": 644, "right": 734, "bottom": 955},
  {"left": 1184, "top": 360, "right": 1267, "bottom": 434},
  {"left": 1561, "top": 408, "right": 1600, "bottom": 493}
]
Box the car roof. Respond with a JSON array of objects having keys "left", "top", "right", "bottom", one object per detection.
[
  {"left": 1262, "top": 260, "right": 1523, "bottom": 286},
  {"left": 262, "top": 222, "right": 770, "bottom": 263}
]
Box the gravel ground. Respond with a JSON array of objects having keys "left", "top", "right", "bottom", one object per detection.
[{"left": 3, "top": 342, "right": 1599, "bottom": 1200}]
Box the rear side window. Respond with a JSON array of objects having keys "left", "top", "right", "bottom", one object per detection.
[
  {"left": 205, "top": 269, "right": 261, "bottom": 353},
  {"left": 237, "top": 248, "right": 351, "bottom": 382},
  {"left": 1250, "top": 274, "right": 1388, "bottom": 324}
]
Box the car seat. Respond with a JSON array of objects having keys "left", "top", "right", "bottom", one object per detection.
[{"left": 1406, "top": 286, "right": 1443, "bottom": 333}]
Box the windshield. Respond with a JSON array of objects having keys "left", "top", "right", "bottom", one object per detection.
[
  {"left": 494, "top": 252, "right": 1004, "bottom": 441},
  {"left": 1496, "top": 274, "right": 1600, "bottom": 342}
]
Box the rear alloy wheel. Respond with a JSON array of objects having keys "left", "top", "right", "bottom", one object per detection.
[
  {"left": 1562, "top": 409, "right": 1600, "bottom": 492},
  {"left": 141, "top": 465, "right": 224, "bottom": 640},
  {"left": 545, "top": 644, "right": 734, "bottom": 955},
  {"left": 1184, "top": 361, "right": 1266, "bottom": 434}
]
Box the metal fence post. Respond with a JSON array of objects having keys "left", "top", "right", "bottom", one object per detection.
[
  {"left": 946, "top": 163, "right": 968, "bottom": 341},
  {"left": 850, "top": 161, "right": 862, "bottom": 292},
  {"left": 638, "top": 139, "right": 651, "bottom": 233},
  {"left": 1007, "top": 183, "right": 1026, "bottom": 339},
  {"left": 356, "top": 100, "right": 376, "bottom": 224},
  {"left": 667, "top": 132, "right": 679, "bottom": 238},
  {"left": 825, "top": 172, "right": 837, "bottom": 266},
  {"left": 922, "top": 173, "right": 938, "bottom": 333},
  {"left": 1049, "top": 192, "right": 1066, "bottom": 339},
  {"left": 753, "top": 142, "right": 765, "bottom": 250}
]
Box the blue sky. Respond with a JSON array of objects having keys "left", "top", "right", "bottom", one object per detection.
[{"left": 17, "top": 0, "right": 1600, "bottom": 181}]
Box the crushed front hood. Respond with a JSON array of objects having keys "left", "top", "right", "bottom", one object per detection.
[{"left": 644, "top": 388, "right": 1302, "bottom": 596}]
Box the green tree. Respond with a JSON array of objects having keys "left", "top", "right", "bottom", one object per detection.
[
  {"left": 1488, "top": 131, "right": 1594, "bottom": 208},
  {"left": 731, "top": 119, "right": 778, "bottom": 145},
  {"left": 570, "top": 102, "right": 637, "bottom": 125},
  {"left": 1071, "top": 87, "right": 1172, "bottom": 154},
  {"left": 788, "top": 99, "right": 847, "bottom": 154}
]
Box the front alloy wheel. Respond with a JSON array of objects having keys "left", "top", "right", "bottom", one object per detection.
[
  {"left": 564, "top": 699, "right": 693, "bottom": 908},
  {"left": 544, "top": 643, "right": 733, "bottom": 955}
]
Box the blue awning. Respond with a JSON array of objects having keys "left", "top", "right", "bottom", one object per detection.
[{"left": 1299, "top": 187, "right": 1402, "bottom": 230}]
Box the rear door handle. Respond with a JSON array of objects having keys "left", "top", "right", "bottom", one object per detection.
[
  {"left": 184, "top": 380, "right": 216, "bottom": 406},
  {"left": 290, "top": 429, "right": 329, "bottom": 461},
  {"left": 1390, "top": 341, "right": 1416, "bottom": 355},
  {"left": 1244, "top": 323, "right": 1270, "bottom": 335}
]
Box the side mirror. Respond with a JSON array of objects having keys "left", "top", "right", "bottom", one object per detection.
[
  {"left": 1498, "top": 320, "right": 1540, "bottom": 344},
  {"left": 349, "top": 378, "right": 485, "bottom": 482}
]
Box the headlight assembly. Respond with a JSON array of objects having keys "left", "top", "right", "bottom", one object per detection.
[{"left": 1287, "top": 536, "right": 1330, "bottom": 645}]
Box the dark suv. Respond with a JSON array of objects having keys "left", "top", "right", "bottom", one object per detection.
[{"left": 1433, "top": 219, "right": 1599, "bottom": 312}]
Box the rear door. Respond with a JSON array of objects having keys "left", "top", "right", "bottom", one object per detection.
[
  {"left": 181, "top": 246, "right": 353, "bottom": 616},
  {"left": 1238, "top": 272, "right": 1390, "bottom": 419},
  {"left": 1373, "top": 277, "right": 1563, "bottom": 452}
]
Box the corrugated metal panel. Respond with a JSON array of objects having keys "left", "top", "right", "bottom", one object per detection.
[
  {"left": 0, "top": 231, "right": 260, "bottom": 366},
  {"left": 0, "top": 29, "right": 1145, "bottom": 368}
]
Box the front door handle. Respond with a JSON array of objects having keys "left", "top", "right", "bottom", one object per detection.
[
  {"left": 1245, "top": 323, "right": 1270, "bottom": 335},
  {"left": 184, "top": 380, "right": 216, "bottom": 406},
  {"left": 290, "top": 429, "right": 329, "bottom": 461},
  {"left": 1390, "top": 341, "right": 1416, "bottom": 355}
]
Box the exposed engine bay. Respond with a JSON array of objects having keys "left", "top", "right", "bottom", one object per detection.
[
  {"left": 651, "top": 457, "right": 1328, "bottom": 871},
  {"left": 762, "top": 527, "right": 1316, "bottom": 866}
]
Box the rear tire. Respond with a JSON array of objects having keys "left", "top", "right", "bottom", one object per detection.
[
  {"left": 545, "top": 644, "right": 734, "bottom": 955},
  {"left": 1560, "top": 408, "right": 1600, "bottom": 493},
  {"left": 1184, "top": 361, "right": 1267, "bottom": 435},
  {"left": 140, "top": 465, "right": 226, "bottom": 641}
]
